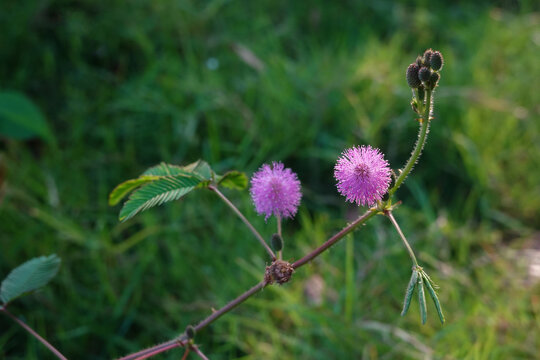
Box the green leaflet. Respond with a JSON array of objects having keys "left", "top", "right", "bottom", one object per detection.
[
  {"left": 217, "top": 171, "right": 248, "bottom": 190},
  {"left": 108, "top": 176, "right": 160, "bottom": 206},
  {"left": 181, "top": 160, "right": 213, "bottom": 181},
  {"left": 1, "top": 255, "right": 61, "bottom": 305},
  {"left": 143, "top": 162, "right": 196, "bottom": 177},
  {"left": 119, "top": 175, "right": 201, "bottom": 221},
  {"left": 422, "top": 272, "right": 445, "bottom": 324},
  {"left": 401, "top": 270, "right": 418, "bottom": 317},
  {"left": 418, "top": 275, "right": 427, "bottom": 325}
]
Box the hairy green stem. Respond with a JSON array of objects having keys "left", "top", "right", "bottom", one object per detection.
[
  {"left": 1, "top": 307, "right": 68, "bottom": 360},
  {"left": 388, "top": 89, "right": 432, "bottom": 196},
  {"left": 385, "top": 211, "right": 418, "bottom": 266},
  {"left": 209, "top": 185, "right": 276, "bottom": 260}
]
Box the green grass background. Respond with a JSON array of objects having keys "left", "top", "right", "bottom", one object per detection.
[{"left": 1, "top": 0, "right": 539, "bottom": 359}]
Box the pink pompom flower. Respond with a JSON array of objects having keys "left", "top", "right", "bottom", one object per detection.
[
  {"left": 334, "top": 145, "right": 392, "bottom": 207},
  {"left": 250, "top": 162, "right": 302, "bottom": 221}
]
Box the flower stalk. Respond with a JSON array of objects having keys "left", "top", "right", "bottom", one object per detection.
[
  {"left": 276, "top": 214, "right": 282, "bottom": 259},
  {"left": 385, "top": 210, "right": 419, "bottom": 266},
  {"left": 209, "top": 185, "right": 276, "bottom": 260}
]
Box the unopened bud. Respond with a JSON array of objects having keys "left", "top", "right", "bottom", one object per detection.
[
  {"left": 430, "top": 51, "right": 444, "bottom": 71},
  {"left": 423, "top": 49, "right": 433, "bottom": 66},
  {"left": 418, "top": 67, "right": 431, "bottom": 83},
  {"left": 271, "top": 233, "right": 283, "bottom": 252},
  {"left": 406, "top": 63, "right": 421, "bottom": 88}
]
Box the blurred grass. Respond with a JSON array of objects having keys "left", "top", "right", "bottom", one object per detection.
[{"left": 1, "top": 0, "right": 539, "bottom": 359}]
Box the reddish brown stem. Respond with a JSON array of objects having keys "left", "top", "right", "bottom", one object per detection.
[
  {"left": 116, "top": 340, "right": 182, "bottom": 360},
  {"left": 117, "top": 281, "right": 267, "bottom": 360},
  {"left": 1, "top": 307, "right": 68, "bottom": 360},
  {"left": 293, "top": 209, "right": 376, "bottom": 269},
  {"left": 191, "top": 345, "right": 210, "bottom": 360}
]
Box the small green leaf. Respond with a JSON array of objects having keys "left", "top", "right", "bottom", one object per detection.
[
  {"left": 182, "top": 160, "right": 213, "bottom": 180},
  {"left": 401, "top": 270, "right": 418, "bottom": 317},
  {"left": 423, "top": 273, "right": 445, "bottom": 324},
  {"left": 0, "top": 255, "right": 61, "bottom": 305},
  {"left": 0, "top": 92, "right": 54, "bottom": 143},
  {"left": 418, "top": 276, "right": 427, "bottom": 325},
  {"left": 143, "top": 161, "right": 214, "bottom": 181},
  {"left": 217, "top": 171, "right": 248, "bottom": 190},
  {"left": 108, "top": 176, "right": 160, "bottom": 206},
  {"left": 119, "top": 175, "right": 201, "bottom": 221}
]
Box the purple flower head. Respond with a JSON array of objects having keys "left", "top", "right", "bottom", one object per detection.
[
  {"left": 250, "top": 162, "right": 302, "bottom": 221},
  {"left": 334, "top": 145, "right": 391, "bottom": 207}
]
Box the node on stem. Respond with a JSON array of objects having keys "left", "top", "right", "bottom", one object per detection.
[{"left": 264, "top": 260, "right": 294, "bottom": 285}]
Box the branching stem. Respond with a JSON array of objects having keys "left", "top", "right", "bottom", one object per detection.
[
  {"left": 118, "top": 209, "right": 377, "bottom": 359},
  {"left": 1, "top": 307, "right": 68, "bottom": 360},
  {"left": 209, "top": 185, "right": 276, "bottom": 260}
]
